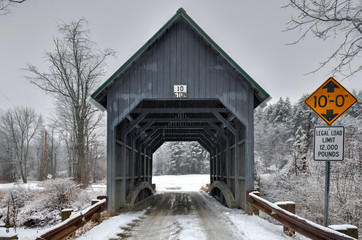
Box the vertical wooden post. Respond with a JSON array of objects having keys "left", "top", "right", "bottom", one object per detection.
[
  {"left": 329, "top": 225, "right": 358, "bottom": 239},
  {"left": 91, "top": 199, "right": 101, "bottom": 222},
  {"left": 61, "top": 209, "right": 73, "bottom": 221},
  {"left": 43, "top": 131, "right": 47, "bottom": 181},
  {"left": 276, "top": 201, "right": 296, "bottom": 236},
  {"left": 250, "top": 191, "right": 260, "bottom": 216}
]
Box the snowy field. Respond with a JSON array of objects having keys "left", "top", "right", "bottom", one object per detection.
[
  {"left": 153, "top": 174, "right": 210, "bottom": 192},
  {"left": 0, "top": 181, "right": 45, "bottom": 191},
  {"left": 0, "top": 175, "right": 308, "bottom": 240}
]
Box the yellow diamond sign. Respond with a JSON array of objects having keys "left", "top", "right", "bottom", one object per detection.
[{"left": 305, "top": 77, "right": 357, "bottom": 125}]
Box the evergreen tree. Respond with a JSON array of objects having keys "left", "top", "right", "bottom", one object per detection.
[
  {"left": 273, "top": 97, "right": 292, "bottom": 124},
  {"left": 190, "top": 141, "right": 209, "bottom": 174},
  {"left": 154, "top": 141, "right": 209, "bottom": 175},
  {"left": 345, "top": 90, "right": 362, "bottom": 118},
  {"left": 170, "top": 142, "right": 184, "bottom": 174}
]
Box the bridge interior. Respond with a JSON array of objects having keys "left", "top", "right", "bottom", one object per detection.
[{"left": 115, "top": 99, "right": 246, "bottom": 209}]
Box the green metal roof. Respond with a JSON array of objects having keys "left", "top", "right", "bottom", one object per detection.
[{"left": 91, "top": 8, "right": 270, "bottom": 108}]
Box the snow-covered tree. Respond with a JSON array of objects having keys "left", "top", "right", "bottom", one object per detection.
[
  {"left": 0, "top": 107, "right": 43, "bottom": 183},
  {"left": 272, "top": 97, "right": 292, "bottom": 124},
  {"left": 0, "top": 134, "right": 16, "bottom": 182},
  {"left": 153, "top": 141, "right": 209, "bottom": 175},
  {"left": 289, "top": 126, "right": 308, "bottom": 175}
]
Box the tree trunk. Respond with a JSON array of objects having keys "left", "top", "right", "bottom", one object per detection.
[{"left": 18, "top": 158, "right": 27, "bottom": 183}]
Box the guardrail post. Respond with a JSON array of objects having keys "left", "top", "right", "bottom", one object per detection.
[
  {"left": 275, "top": 201, "right": 295, "bottom": 236},
  {"left": 250, "top": 191, "right": 260, "bottom": 216},
  {"left": 329, "top": 225, "right": 358, "bottom": 239},
  {"left": 91, "top": 199, "right": 101, "bottom": 223},
  {"left": 97, "top": 196, "right": 108, "bottom": 210},
  {"left": 61, "top": 209, "right": 73, "bottom": 221}
]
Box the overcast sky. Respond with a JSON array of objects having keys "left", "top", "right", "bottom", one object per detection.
[{"left": 1, "top": 0, "right": 361, "bottom": 121}]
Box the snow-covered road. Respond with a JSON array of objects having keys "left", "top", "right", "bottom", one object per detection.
[
  {"left": 77, "top": 175, "right": 301, "bottom": 240},
  {"left": 118, "top": 191, "right": 244, "bottom": 240}
]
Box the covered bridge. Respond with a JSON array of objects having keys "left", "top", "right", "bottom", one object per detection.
[{"left": 90, "top": 8, "right": 270, "bottom": 213}]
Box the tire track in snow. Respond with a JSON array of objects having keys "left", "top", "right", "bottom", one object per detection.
[{"left": 111, "top": 192, "right": 248, "bottom": 240}]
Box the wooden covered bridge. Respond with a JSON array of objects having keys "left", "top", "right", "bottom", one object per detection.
[{"left": 90, "top": 8, "right": 270, "bottom": 213}]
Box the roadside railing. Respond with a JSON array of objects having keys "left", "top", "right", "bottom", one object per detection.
[
  {"left": 36, "top": 196, "right": 108, "bottom": 240},
  {"left": 247, "top": 191, "right": 356, "bottom": 240}
]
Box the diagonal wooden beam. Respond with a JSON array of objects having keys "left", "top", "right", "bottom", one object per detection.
[
  {"left": 212, "top": 112, "right": 236, "bottom": 135},
  {"left": 125, "top": 112, "right": 148, "bottom": 134}
]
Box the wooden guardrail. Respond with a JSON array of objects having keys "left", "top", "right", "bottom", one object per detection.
[
  {"left": 246, "top": 191, "right": 356, "bottom": 240},
  {"left": 36, "top": 196, "right": 108, "bottom": 240}
]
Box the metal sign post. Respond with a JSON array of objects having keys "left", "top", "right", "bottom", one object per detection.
[
  {"left": 324, "top": 161, "right": 330, "bottom": 227},
  {"left": 314, "top": 125, "right": 344, "bottom": 227}
]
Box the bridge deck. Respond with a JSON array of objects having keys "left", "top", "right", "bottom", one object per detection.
[
  {"left": 77, "top": 178, "right": 294, "bottom": 240},
  {"left": 123, "top": 192, "right": 243, "bottom": 240}
]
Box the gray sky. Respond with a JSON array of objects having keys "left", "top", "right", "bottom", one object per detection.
[{"left": 1, "top": 0, "right": 361, "bottom": 120}]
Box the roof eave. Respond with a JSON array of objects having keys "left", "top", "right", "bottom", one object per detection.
[{"left": 91, "top": 9, "right": 185, "bottom": 105}]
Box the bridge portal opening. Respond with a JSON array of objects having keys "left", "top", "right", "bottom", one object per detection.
[{"left": 113, "top": 99, "right": 247, "bottom": 210}]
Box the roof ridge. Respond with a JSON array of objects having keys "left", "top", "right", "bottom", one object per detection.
[{"left": 177, "top": 7, "right": 186, "bottom": 14}]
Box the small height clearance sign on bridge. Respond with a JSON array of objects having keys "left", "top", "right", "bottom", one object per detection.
[{"left": 174, "top": 85, "right": 187, "bottom": 98}]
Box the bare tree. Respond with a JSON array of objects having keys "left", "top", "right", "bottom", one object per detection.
[
  {"left": 0, "top": 132, "right": 16, "bottom": 182},
  {"left": 0, "top": 106, "right": 43, "bottom": 183},
  {"left": 26, "top": 18, "right": 114, "bottom": 186},
  {"left": 36, "top": 125, "right": 61, "bottom": 180},
  {"left": 284, "top": 0, "right": 362, "bottom": 77},
  {"left": 0, "top": 0, "right": 25, "bottom": 15}
]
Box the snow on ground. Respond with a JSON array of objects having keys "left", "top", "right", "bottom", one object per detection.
[
  {"left": 153, "top": 174, "right": 209, "bottom": 192},
  {"left": 78, "top": 210, "right": 147, "bottom": 240},
  {"left": 0, "top": 175, "right": 309, "bottom": 239},
  {"left": 76, "top": 175, "right": 308, "bottom": 240},
  {"left": 0, "top": 181, "right": 45, "bottom": 191},
  {"left": 0, "top": 180, "right": 107, "bottom": 240}
]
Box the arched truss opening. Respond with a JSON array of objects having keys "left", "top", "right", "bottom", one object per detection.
[{"left": 113, "top": 99, "right": 247, "bottom": 210}]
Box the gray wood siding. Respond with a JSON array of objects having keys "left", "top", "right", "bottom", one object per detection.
[
  {"left": 102, "top": 10, "right": 260, "bottom": 213},
  {"left": 107, "top": 18, "right": 254, "bottom": 128}
]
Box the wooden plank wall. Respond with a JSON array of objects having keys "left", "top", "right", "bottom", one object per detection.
[{"left": 106, "top": 16, "right": 255, "bottom": 212}]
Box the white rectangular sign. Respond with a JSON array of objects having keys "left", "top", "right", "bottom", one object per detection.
[
  {"left": 174, "top": 85, "right": 187, "bottom": 98},
  {"left": 314, "top": 126, "right": 344, "bottom": 161}
]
